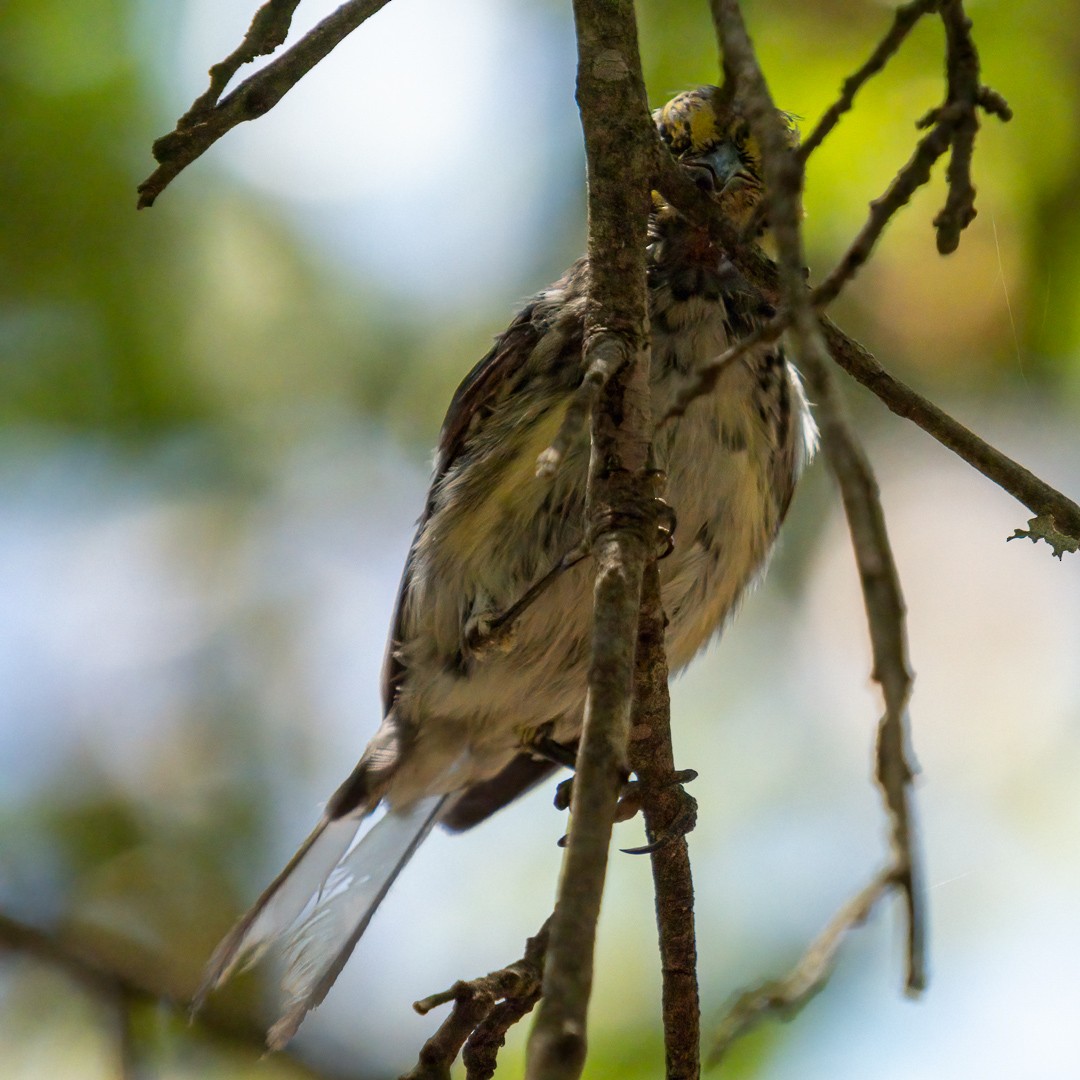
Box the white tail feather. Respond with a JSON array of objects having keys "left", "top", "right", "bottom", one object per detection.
[
  {"left": 241, "top": 817, "right": 362, "bottom": 968},
  {"left": 194, "top": 795, "right": 447, "bottom": 1048},
  {"left": 194, "top": 811, "right": 367, "bottom": 1010},
  {"left": 267, "top": 795, "right": 447, "bottom": 1048}
]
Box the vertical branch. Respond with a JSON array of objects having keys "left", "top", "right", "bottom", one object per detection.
[
  {"left": 934, "top": 0, "right": 981, "bottom": 253},
  {"left": 630, "top": 560, "right": 701, "bottom": 1080},
  {"left": 524, "top": 2, "right": 656, "bottom": 1078}
]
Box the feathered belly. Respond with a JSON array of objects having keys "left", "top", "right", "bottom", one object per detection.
[
  {"left": 393, "top": 309, "right": 797, "bottom": 795},
  {"left": 656, "top": 362, "right": 780, "bottom": 670}
]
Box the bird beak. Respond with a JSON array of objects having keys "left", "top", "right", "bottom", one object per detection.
[{"left": 682, "top": 141, "right": 743, "bottom": 195}]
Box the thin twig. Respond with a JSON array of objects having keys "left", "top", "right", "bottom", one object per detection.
[
  {"left": 712, "top": 0, "right": 925, "bottom": 1018},
  {"left": 708, "top": 867, "right": 897, "bottom": 1066},
  {"left": 798, "top": 0, "right": 939, "bottom": 163},
  {"left": 537, "top": 343, "right": 623, "bottom": 477},
  {"left": 662, "top": 314, "right": 785, "bottom": 423},
  {"left": 629, "top": 559, "right": 701, "bottom": 1080},
  {"left": 810, "top": 108, "right": 958, "bottom": 309},
  {"left": 819, "top": 316, "right": 1080, "bottom": 546},
  {"left": 467, "top": 545, "right": 588, "bottom": 654},
  {"left": 463, "top": 993, "right": 546, "bottom": 1080},
  {"left": 807, "top": 341, "right": 925, "bottom": 990},
  {"left": 738, "top": 0, "right": 939, "bottom": 241},
  {"left": 137, "top": 0, "right": 392, "bottom": 207},
  {"left": 525, "top": 2, "right": 656, "bottom": 1078},
  {"left": 183, "top": 0, "right": 303, "bottom": 123}
]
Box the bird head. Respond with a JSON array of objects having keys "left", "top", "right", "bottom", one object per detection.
[{"left": 653, "top": 84, "right": 796, "bottom": 230}]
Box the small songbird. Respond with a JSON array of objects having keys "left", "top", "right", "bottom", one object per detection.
[{"left": 196, "top": 83, "right": 817, "bottom": 1048}]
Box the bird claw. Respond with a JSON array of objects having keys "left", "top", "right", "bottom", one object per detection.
[
  {"left": 653, "top": 496, "right": 677, "bottom": 560},
  {"left": 553, "top": 768, "right": 697, "bottom": 853},
  {"left": 553, "top": 777, "right": 574, "bottom": 813},
  {"left": 620, "top": 769, "right": 698, "bottom": 855}
]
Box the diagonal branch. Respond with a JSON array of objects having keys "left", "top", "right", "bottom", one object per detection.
[
  {"left": 0, "top": 912, "right": 336, "bottom": 1079},
  {"left": 183, "top": 0, "right": 303, "bottom": 123},
  {"left": 708, "top": 867, "right": 898, "bottom": 1065},
  {"left": 798, "top": 0, "right": 940, "bottom": 163},
  {"left": 819, "top": 316, "right": 1080, "bottom": 552},
  {"left": 137, "top": 0, "right": 392, "bottom": 208}
]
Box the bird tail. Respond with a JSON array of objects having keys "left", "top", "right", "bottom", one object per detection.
[{"left": 193, "top": 793, "right": 447, "bottom": 1049}]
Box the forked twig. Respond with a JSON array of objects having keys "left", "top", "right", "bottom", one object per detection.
[
  {"left": 799, "top": 1, "right": 940, "bottom": 162},
  {"left": 403, "top": 921, "right": 550, "bottom": 1080},
  {"left": 138, "top": 0, "right": 392, "bottom": 207}
]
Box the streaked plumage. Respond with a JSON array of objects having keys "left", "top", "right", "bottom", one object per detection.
[{"left": 196, "top": 83, "right": 817, "bottom": 1048}]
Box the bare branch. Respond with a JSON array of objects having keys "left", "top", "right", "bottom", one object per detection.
[
  {"left": 711, "top": 0, "right": 925, "bottom": 1018},
  {"left": 629, "top": 560, "right": 701, "bottom": 1080},
  {"left": 137, "top": 0, "right": 392, "bottom": 208},
  {"left": 819, "top": 316, "right": 1080, "bottom": 548},
  {"left": 537, "top": 342, "right": 622, "bottom": 478},
  {"left": 404, "top": 921, "right": 549, "bottom": 1080},
  {"left": 933, "top": 0, "right": 981, "bottom": 253},
  {"left": 798, "top": 0, "right": 938, "bottom": 163},
  {"left": 708, "top": 868, "right": 897, "bottom": 1066},
  {"left": 184, "top": 1, "right": 302, "bottom": 122},
  {"left": 662, "top": 312, "right": 785, "bottom": 423},
  {"left": 810, "top": 110, "right": 957, "bottom": 309},
  {"left": 525, "top": 3, "right": 655, "bottom": 1078}
]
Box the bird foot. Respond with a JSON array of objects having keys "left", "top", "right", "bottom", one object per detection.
[
  {"left": 553, "top": 767, "right": 692, "bottom": 849},
  {"left": 619, "top": 769, "right": 698, "bottom": 855}
]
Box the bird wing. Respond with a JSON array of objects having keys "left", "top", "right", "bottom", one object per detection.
[{"left": 379, "top": 300, "right": 543, "bottom": 716}]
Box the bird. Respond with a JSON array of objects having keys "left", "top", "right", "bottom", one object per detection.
[{"left": 195, "top": 82, "right": 817, "bottom": 1049}]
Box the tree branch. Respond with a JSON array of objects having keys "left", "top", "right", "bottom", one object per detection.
[
  {"left": 524, "top": 3, "right": 656, "bottom": 1079},
  {"left": 403, "top": 921, "right": 550, "bottom": 1080},
  {"left": 654, "top": 182, "right": 1078, "bottom": 556},
  {"left": 818, "top": 316, "right": 1080, "bottom": 554},
  {"left": 629, "top": 560, "right": 701, "bottom": 1080},
  {"left": 711, "top": 0, "right": 926, "bottom": 1023},
  {"left": 797, "top": 0, "right": 939, "bottom": 164},
  {"left": 0, "top": 911, "right": 337, "bottom": 1079},
  {"left": 708, "top": 867, "right": 897, "bottom": 1065},
  {"left": 137, "top": 0, "right": 392, "bottom": 207},
  {"left": 934, "top": 0, "right": 982, "bottom": 254},
  {"left": 184, "top": 0, "right": 303, "bottom": 122}
]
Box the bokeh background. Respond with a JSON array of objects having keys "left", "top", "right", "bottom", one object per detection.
[{"left": 2, "top": 0, "right": 1079, "bottom": 1077}]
